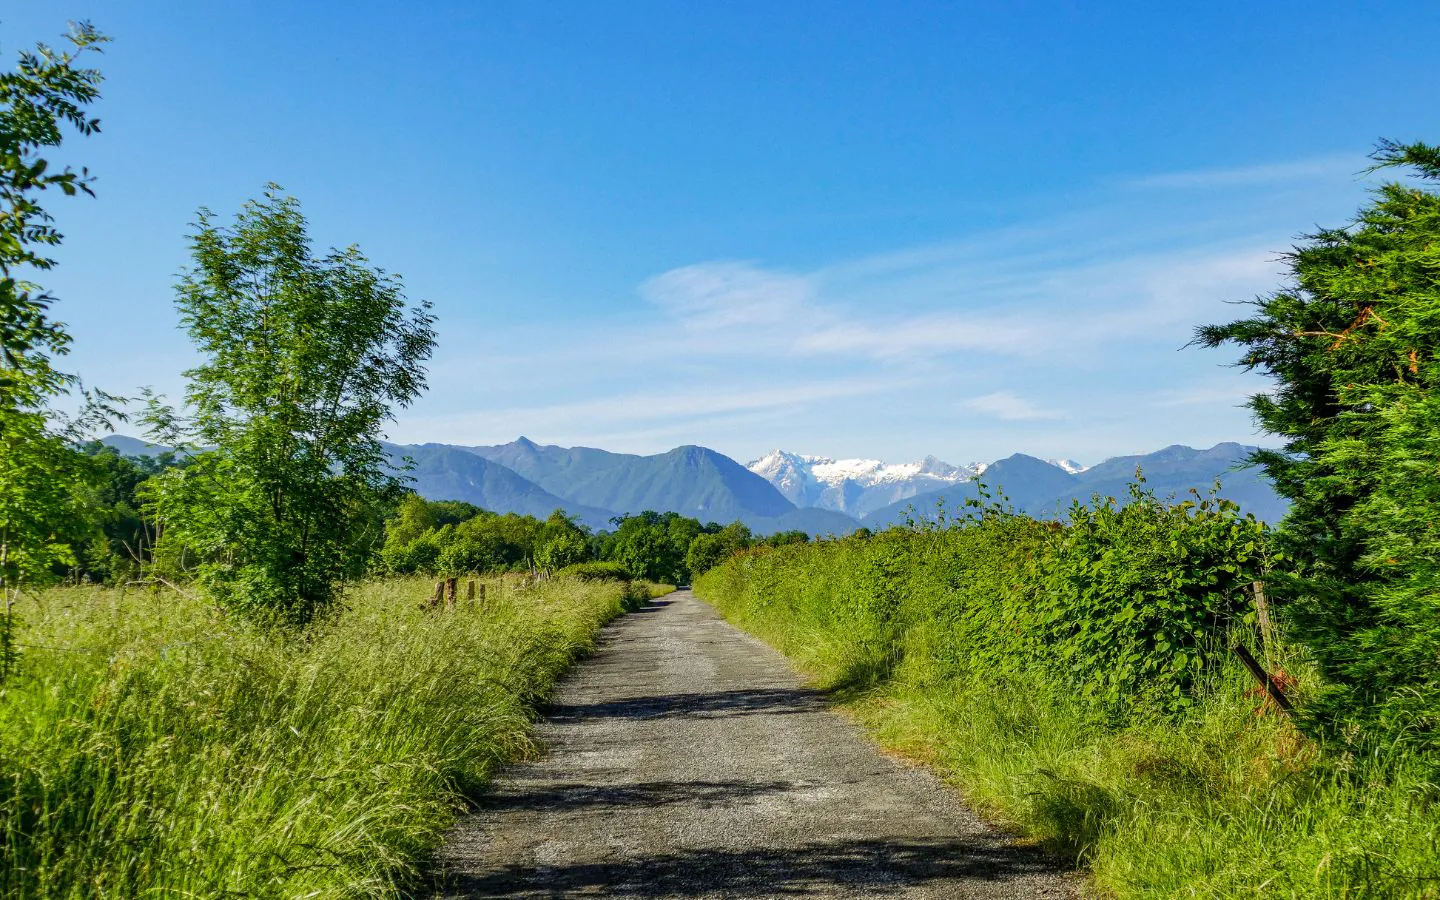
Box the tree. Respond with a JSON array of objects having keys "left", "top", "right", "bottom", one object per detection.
[
  {"left": 0, "top": 23, "right": 107, "bottom": 676},
  {"left": 1196, "top": 140, "right": 1440, "bottom": 746},
  {"left": 0, "top": 21, "right": 105, "bottom": 407},
  {"left": 686, "top": 521, "right": 755, "bottom": 576},
  {"left": 604, "top": 512, "right": 687, "bottom": 584},
  {"left": 146, "top": 188, "right": 436, "bottom": 625},
  {"left": 534, "top": 510, "right": 591, "bottom": 573}
]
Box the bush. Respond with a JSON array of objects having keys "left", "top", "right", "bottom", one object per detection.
[
  {"left": 1032, "top": 483, "right": 1271, "bottom": 715},
  {"left": 556, "top": 561, "right": 634, "bottom": 581}
]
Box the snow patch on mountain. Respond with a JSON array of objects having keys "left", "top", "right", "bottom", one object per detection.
[
  {"left": 1047, "top": 458, "right": 1089, "bottom": 474},
  {"left": 747, "top": 450, "right": 982, "bottom": 517}
]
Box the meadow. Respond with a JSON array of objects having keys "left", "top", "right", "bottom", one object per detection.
[
  {"left": 0, "top": 574, "right": 665, "bottom": 898},
  {"left": 695, "top": 503, "right": 1440, "bottom": 898}
]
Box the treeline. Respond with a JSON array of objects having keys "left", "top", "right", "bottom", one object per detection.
[
  {"left": 377, "top": 496, "right": 808, "bottom": 585},
  {"left": 43, "top": 446, "right": 811, "bottom": 592}
]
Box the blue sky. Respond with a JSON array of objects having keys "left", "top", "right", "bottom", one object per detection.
[{"left": 10, "top": 1, "right": 1440, "bottom": 465}]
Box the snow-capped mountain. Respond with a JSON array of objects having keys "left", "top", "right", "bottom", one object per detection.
[
  {"left": 1047, "top": 458, "right": 1089, "bottom": 475},
  {"left": 747, "top": 450, "right": 981, "bottom": 518}
]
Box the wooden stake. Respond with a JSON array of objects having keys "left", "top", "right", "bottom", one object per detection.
[
  {"left": 1253, "top": 580, "right": 1275, "bottom": 663},
  {"left": 1232, "top": 641, "right": 1294, "bottom": 717},
  {"left": 466, "top": 579, "right": 476, "bottom": 603},
  {"left": 433, "top": 581, "right": 444, "bottom": 608},
  {"left": 445, "top": 577, "right": 458, "bottom": 608}
]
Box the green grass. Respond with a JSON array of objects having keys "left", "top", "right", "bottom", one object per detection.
[
  {"left": 697, "top": 551, "right": 1440, "bottom": 899},
  {"left": 0, "top": 574, "right": 664, "bottom": 898}
]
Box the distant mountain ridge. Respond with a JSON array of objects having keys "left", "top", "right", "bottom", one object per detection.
[
  {"left": 467, "top": 438, "right": 794, "bottom": 522},
  {"left": 396, "top": 438, "right": 845, "bottom": 535},
  {"left": 100, "top": 435, "right": 1287, "bottom": 535},
  {"left": 857, "top": 442, "right": 1287, "bottom": 527}
]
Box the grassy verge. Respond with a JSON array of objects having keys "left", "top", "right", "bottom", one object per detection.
[
  {"left": 696, "top": 548, "right": 1440, "bottom": 899},
  {"left": 0, "top": 575, "right": 665, "bottom": 898}
]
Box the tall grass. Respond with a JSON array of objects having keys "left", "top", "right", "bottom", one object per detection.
[
  {"left": 0, "top": 575, "right": 660, "bottom": 898},
  {"left": 696, "top": 538, "right": 1440, "bottom": 898}
]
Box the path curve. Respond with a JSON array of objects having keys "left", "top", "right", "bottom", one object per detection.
[{"left": 433, "top": 590, "right": 1074, "bottom": 898}]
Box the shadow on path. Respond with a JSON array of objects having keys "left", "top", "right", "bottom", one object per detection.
[
  {"left": 438, "top": 836, "right": 1067, "bottom": 897},
  {"left": 480, "top": 778, "right": 796, "bottom": 813},
  {"left": 550, "top": 687, "right": 827, "bottom": 722}
]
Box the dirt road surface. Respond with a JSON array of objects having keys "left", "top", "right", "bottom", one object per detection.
[{"left": 432, "top": 589, "right": 1074, "bottom": 899}]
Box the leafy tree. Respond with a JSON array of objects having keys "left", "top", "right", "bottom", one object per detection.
[
  {"left": 686, "top": 521, "right": 755, "bottom": 576},
  {"left": 146, "top": 188, "right": 436, "bottom": 625},
  {"left": 603, "top": 512, "right": 689, "bottom": 584},
  {"left": 0, "top": 23, "right": 106, "bottom": 675},
  {"left": 760, "top": 529, "right": 809, "bottom": 548},
  {"left": 685, "top": 533, "right": 729, "bottom": 577},
  {"left": 383, "top": 494, "right": 482, "bottom": 548},
  {"left": 0, "top": 21, "right": 105, "bottom": 407},
  {"left": 535, "top": 510, "right": 591, "bottom": 573},
  {"left": 1196, "top": 140, "right": 1440, "bottom": 745}
]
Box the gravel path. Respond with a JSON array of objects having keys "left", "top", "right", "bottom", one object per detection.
[{"left": 432, "top": 590, "right": 1074, "bottom": 899}]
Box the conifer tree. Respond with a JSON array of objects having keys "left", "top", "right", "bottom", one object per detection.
[{"left": 1197, "top": 140, "right": 1440, "bottom": 746}]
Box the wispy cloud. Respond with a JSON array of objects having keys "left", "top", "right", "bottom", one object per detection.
[
  {"left": 1126, "top": 155, "right": 1363, "bottom": 190},
  {"left": 962, "top": 391, "right": 1062, "bottom": 421},
  {"left": 1152, "top": 375, "right": 1272, "bottom": 408},
  {"left": 402, "top": 376, "right": 913, "bottom": 445},
  {"left": 639, "top": 261, "right": 817, "bottom": 330},
  {"left": 638, "top": 244, "right": 1281, "bottom": 363}
]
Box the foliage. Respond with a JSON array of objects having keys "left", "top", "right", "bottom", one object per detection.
[
  {"left": 1034, "top": 482, "right": 1272, "bottom": 714},
  {"left": 375, "top": 500, "right": 797, "bottom": 585},
  {"left": 684, "top": 521, "right": 753, "bottom": 577},
  {"left": 0, "top": 576, "right": 644, "bottom": 897},
  {"left": 0, "top": 23, "right": 106, "bottom": 677},
  {"left": 145, "top": 188, "right": 436, "bottom": 625},
  {"left": 382, "top": 493, "right": 482, "bottom": 547},
  {"left": 0, "top": 21, "right": 106, "bottom": 407},
  {"left": 379, "top": 501, "right": 543, "bottom": 577},
  {"left": 534, "top": 510, "right": 591, "bottom": 573},
  {"left": 64, "top": 442, "right": 185, "bottom": 583},
  {"left": 555, "top": 560, "right": 634, "bottom": 581},
  {"left": 702, "top": 483, "right": 1266, "bottom": 717},
  {"left": 1196, "top": 140, "right": 1440, "bottom": 747},
  {"left": 695, "top": 490, "right": 1440, "bottom": 897}
]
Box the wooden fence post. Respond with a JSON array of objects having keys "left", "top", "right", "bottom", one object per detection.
[
  {"left": 466, "top": 579, "right": 476, "bottom": 603},
  {"left": 432, "top": 580, "right": 445, "bottom": 608},
  {"left": 477, "top": 582, "right": 486, "bottom": 605},
  {"left": 1231, "top": 641, "right": 1294, "bottom": 717},
  {"left": 445, "top": 577, "right": 458, "bottom": 608},
  {"left": 1253, "top": 580, "right": 1275, "bottom": 664}
]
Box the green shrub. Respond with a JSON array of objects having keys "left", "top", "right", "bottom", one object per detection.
[
  {"left": 1032, "top": 483, "right": 1271, "bottom": 715},
  {"left": 557, "top": 560, "right": 634, "bottom": 581}
]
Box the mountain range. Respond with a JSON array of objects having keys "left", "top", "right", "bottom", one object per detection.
[{"left": 100, "top": 435, "right": 1289, "bottom": 534}]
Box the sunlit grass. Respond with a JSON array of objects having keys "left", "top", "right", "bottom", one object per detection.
[{"left": 0, "top": 575, "right": 662, "bottom": 898}]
